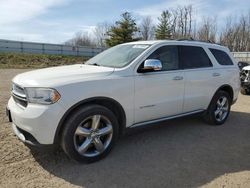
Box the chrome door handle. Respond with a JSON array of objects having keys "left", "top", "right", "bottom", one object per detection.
[
  {"left": 173, "top": 76, "right": 183, "bottom": 80},
  {"left": 213, "top": 73, "right": 221, "bottom": 77}
]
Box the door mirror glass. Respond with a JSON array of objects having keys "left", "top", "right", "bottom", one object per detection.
[{"left": 140, "top": 59, "right": 162, "bottom": 72}]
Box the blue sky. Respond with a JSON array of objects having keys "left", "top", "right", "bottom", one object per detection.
[{"left": 0, "top": 0, "right": 249, "bottom": 43}]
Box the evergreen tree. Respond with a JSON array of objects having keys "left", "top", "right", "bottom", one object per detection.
[
  {"left": 105, "top": 12, "right": 139, "bottom": 47},
  {"left": 155, "top": 10, "right": 172, "bottom": 39}
]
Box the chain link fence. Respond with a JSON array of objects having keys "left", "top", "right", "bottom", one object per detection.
[
  {"left": 232, "top": 52, "right": 250, "bottom": 63},
  {"left": 1, "top": 39, "right": 250, "bottom": 62}
]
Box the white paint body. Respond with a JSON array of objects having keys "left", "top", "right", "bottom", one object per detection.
[{"left": 8, "top": 40, "right": 240, "bottom": 144}]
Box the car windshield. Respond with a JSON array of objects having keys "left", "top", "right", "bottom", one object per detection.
[{"left": 86, "top": 44, "right": 151, "bottom": 68}]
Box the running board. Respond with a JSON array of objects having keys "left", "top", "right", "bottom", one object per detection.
[{"left": 130, "top": 110, "right": 205, "bottom": 128}]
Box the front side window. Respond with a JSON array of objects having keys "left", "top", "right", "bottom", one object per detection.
[
  {"left": 146, "top": 45, "right": 179, "bottom": 71},
  {"left": 179, "top": 46, "right": 212, "bottom": 69},
  {"left": 86, "top": 44, "right": 150, "bottom": 68},
  {"left": 209, "top": 48, "right": 234, "bottom": 65}
]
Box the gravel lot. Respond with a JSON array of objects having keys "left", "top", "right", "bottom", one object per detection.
[{"left": 0, "top": 69, "right": 250, "bottom": 188}]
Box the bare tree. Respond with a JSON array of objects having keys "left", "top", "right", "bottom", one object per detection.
[
  {"left": 220, "top": 12, "right": 250, "bottom": 51},
  {"left": 171, "top": 5, "right": 193, "bottom": 39},
  {"left": 191, "top": 19, "right": 197, "bottom": 39},
  {"left": 65, "top": 31, "right": 96, "bottom": 47},
  {"left": 171, "top": 8, "right": 178, "bottom": 37},
  {"left": 94, "top": 22, "right": 111, "bottom": 47},
  {"left": 197, "top": 17, "right": 217, "bottom": 42},
  {"left": 219, "top": 16, "right": 235, "bottom": 50},
  {"left": 188, "top": 5, "right": 193, "bottom": 36},
  {"left": 140, "top": 16, "right": 155, "bottom": 40}
]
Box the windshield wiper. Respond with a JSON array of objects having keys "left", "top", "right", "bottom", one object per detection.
[{"left": 90, "top": 63, "right": 100, "bottom": 66}]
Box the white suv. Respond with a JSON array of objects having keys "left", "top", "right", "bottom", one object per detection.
[{"left": 7, "top": 40, "right": 240, "bottom": 162}]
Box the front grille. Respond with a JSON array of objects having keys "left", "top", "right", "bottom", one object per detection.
[
  {"left": 241, "top": 69, "right": 250, "bottom": 82},
  {"left": 12, "top": 83, "right": 28, "bottom": 108}
]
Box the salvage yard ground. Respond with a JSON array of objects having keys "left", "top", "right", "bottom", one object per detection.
[{"left": 0, "top": 69, "right": 250, "bottom": 188}]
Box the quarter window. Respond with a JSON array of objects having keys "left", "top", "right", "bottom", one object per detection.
[
  {"left": 209, "top": 48, "right": 234, "bottom": 65},
  {"left": 179, "top": 46, "right": 212, "bottom": 69}
]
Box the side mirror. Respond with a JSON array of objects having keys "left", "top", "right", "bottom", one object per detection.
[{"left": 139, "top": 59, "right": 162, "bottom": 73}]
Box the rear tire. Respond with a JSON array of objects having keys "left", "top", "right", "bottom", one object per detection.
[
  {"left": 61, "top": 105, "right": 119, "bottom": 163},
  {"left": 203, "top": 90, "right": 231, "bottom": 126}
]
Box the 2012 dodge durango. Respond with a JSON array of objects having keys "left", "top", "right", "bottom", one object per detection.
[{"left": 7, "top": 40, "right": 240, "bottom": 163}]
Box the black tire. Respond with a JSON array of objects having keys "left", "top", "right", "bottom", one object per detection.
[
  {"left": 240, "top": 87, "right": 247, "bottom": 95},
  {"left": 203, "top": 90, "right": 231, "bottom": 126},
  {"left": 240, "top": 87, "right": 250, "bottom": 95},
  {"left": 61, "top": 105, "right": 119, "bottom": 163}
]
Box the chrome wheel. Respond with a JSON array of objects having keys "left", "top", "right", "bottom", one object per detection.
[
  {"left": 214, "top": 96, "right": 229, "bottom": 122},
  {"left": 73, "top": 115, "right": 113, "bottom": 157}
]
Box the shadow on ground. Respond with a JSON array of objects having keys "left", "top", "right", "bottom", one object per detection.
[{"left": 30, "top": 111, "right": 250, "bottom": 188}]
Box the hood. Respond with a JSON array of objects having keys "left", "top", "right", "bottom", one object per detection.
[
  {"left": 13, "top": 64, "right": 114, "bottom": 87},
  {"left": 242, "top": 65, "right": 250, "bottom": 71}
]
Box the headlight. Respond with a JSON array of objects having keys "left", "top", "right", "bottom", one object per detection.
[{"left": 25, "top": 88, "right": 61, "bottom": 105}]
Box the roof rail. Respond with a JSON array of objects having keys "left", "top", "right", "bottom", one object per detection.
[
  {"left": 177, "top": 38, "right": 221, "bottom": 45},
  {"left": 177, "top": 37, "right": 195, "bottom": 41}
]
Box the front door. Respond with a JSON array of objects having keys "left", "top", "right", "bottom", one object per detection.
[{"left": 134, "top": 45, "right": 185, "bottom": 124}]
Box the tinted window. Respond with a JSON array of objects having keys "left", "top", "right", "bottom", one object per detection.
[
  {"left": 209, "top": 48, "right": 234, "bottom": 65},
  {"left": 147, "top": 46, "right": 179, "bottom": 71},
  {"left": 179, "top": 46, "right": 212, "bottom": 69}
]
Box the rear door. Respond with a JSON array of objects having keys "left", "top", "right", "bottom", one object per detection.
[{"left": 179, "top": 45, "right": 216, "bottom": 112}]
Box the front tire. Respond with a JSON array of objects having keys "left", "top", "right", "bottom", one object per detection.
[
  {"left": 203, "top": 90, "right": 231, "bottom": 126},
  {"left": 61, "top": 105, "right": 119, "bottom": 163}
]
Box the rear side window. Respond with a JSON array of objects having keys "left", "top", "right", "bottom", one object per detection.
[
  {"left": 209, "top": 48, "right": 234, "bottom": 65},
  {"left": 179, "top": 46, "right": 212, "bottom": 69}
]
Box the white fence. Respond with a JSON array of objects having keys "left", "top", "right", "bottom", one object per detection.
[
  {"left": 232, "top": 52, "right": 250, "bottom": 63},
  {"left": 0, "top": 39, "right": 105, "bottom": 57}
]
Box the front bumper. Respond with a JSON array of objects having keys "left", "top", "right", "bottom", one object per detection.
[
  {"left": 11, "top": 123, "right": 41, "bottom": 146},
  {"left": 7, "top": 96, "right": 66, "bottom": 145},
  {"left": 6, "top": 106, "right": 12, "bottom": 122}
]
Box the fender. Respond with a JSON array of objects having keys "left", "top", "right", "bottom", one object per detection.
[
  {"left": 206, "top": 84, "right": 234, "bottom": 110},
  {"left": 53, "top": 96, "right": 126, "bottom": 144}
]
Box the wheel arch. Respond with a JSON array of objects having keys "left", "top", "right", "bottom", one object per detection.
[
  {"left": 208, "top": 84, "right": 234, "bottom": 109},
  {"left": 54, "top": 97, "right": 126, "bottom": 144},
  {"left": 216, "top": 84, "right": 234, "bottom": 102}
]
